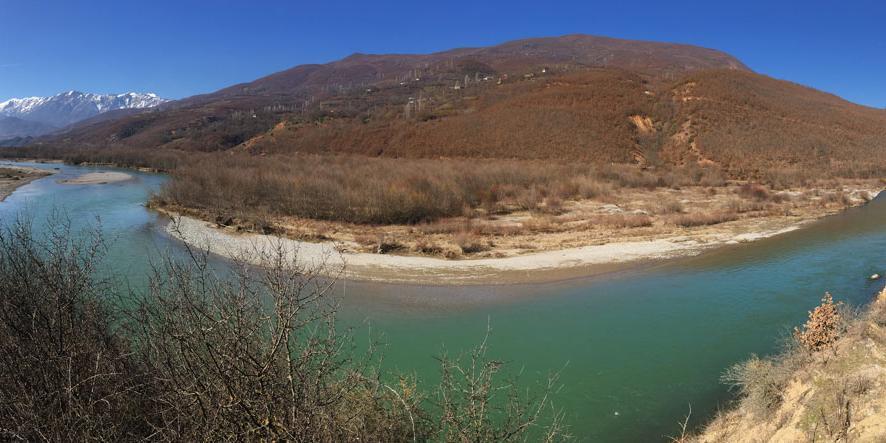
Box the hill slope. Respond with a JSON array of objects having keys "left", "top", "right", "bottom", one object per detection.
[
  {"left": 0, "top": 116, "right": 56, "bottom": 139},
  {"left": 33, "top": 35, "right": 742, "bottom": 153},
  {"left": 22, "top": 34, "right": 886, "bottom": 179}
]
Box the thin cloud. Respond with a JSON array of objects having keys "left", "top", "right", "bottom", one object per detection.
[{"left": 0, "top": 63, "right": 22, "bottom": 68}]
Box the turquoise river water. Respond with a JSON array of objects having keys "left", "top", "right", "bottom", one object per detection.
[{"left": 1, "top": 161, "right": 884, "bottom": 441}]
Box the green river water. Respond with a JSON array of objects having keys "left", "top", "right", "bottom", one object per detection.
[{"left": 1, "top": 161, "right": 884, "bottom": 442}]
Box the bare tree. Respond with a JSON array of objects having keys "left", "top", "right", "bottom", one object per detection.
[
  {"left": 435, "top": 323, "right": 570, "bottom": 442},
  {"left": 125, "top": 232, "right": 424, "bottom": 441},
  {"left": 0, "top": 215, "right": 154, "bottom": 441},
  {"left": 0, "top": 216, "right": 570, "bottom": 441}
]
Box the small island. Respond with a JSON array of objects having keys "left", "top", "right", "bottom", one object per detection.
[{"left": 58, "top": 171, "right": 133, "bottom": 185}]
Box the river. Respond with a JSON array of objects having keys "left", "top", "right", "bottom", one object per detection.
[{"left": 1, "top": 161, "right": 883, "bottom": 441}]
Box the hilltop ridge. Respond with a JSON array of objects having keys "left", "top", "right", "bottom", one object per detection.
[{"left": 23, "top": 34, "right": 883, "bottom": 181}]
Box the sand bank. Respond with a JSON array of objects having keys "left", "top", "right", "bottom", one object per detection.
[
  {"left": 164, "top": 214, "right": 805, "bottom": 285},
  {"left": 0, "top": 166, "right": 52, "bottom": 202},
  {"left": 59, "top": 171, "right": 133, "bottom": 185}
]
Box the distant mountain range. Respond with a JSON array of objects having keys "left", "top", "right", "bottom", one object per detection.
[{"left": 0, "top": 91, "right": 167, "bottom": 138}]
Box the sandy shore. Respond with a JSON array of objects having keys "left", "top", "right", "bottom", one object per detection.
[
  {"left": 164, "top": 214, "right": 807, "bottom": 285},
  {"left": 59, "top": 171, "right": 133, "bottom": 185},
  {"left": 0, "top": 166, "right": 53, "bottom": 202}
]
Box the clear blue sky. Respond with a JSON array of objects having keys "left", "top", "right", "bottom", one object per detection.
[{"left": 2, "top": 0, "right": 884, "bottom": 107}]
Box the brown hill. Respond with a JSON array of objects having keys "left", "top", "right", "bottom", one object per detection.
[
  {"left": 193, "top": 34, "right": 747, "bottom": 101},
  {"left": 34, "top": 34, "right": 745, "bottom": 152},
  {"left": 663, "top": 70, "right": 886, "bottom": 179},
  {"left": 21, "top": 33, "right": 886, "bottom": 181}
]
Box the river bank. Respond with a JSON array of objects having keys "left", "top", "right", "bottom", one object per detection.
[
  {"left": 0, "top": 165, "right": 53, "bottom": 202},
  {"left": 162, "top": 186, "right": 881, "bottom": 284},
  {"left": 1, "top": 160, "right": 885, "bottom": 440},
  {"left": 694, "top": 285, "right": 886, "bottom": 442}
]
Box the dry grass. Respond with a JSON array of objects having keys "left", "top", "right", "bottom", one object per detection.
[
  {"left": 152, "top": 152, "right": 725, "bottom": 226},
  {"left": 0, "top": 166, "right": 51, "bottom": 201},
  {"left": 695, "top": 288, "right": 886, "bottom": 442},
  {"left": 150, "top": 160, "right": 878, "bottom": 261},
  {"left": 671, "top": 211, "right": 739, "bottom": 227},
  {"left": 590, "top": 213, "right": 654, "bottom": 228}
]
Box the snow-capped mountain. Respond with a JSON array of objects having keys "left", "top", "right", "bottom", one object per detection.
[{"left": 0, "top": 91, "right": 168, "bottom": 137}]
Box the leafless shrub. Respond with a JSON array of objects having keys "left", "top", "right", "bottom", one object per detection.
[
  {"left": 413, "top": 239, "right": 443, "bottom": 255},
  {"left": 0, "top": 216, "right": 570, "bottom": 441},
  {"left": 655, "top": 199, "right": 685, "bottom": 214},
  {"left": 572, "top": 177, "right": 612, "bottom": 199},
  {"left": 541, "top": 196, "right": 564, "bottom": 214},
  {"left": 666, "top": 404, "right": 692, "bottom": 443},
  {"left": 738, "top": 183, "right": 771, "bottom": 201},
  {"left": 515, "top": 187, "right": 544, "bottom": 212},
  {"left": 153, "top": 153, "right": 751, "bottom": 227},
  {"left": 435, "top": 326, "right": 570, "bottom": 442},
  {"left": 0, "top": 216, "right": 154, "bottom": 441},
  {"left": 672, "top": 211, "right": 739, "bottom": 227},
  {"left": 818, "top": 191, "right": 853, "bottom": 208},
  {"left": 591, "top": 214, "right": 654, "bottom": 228},
  {"left": 805, "top": 377, "right": 871, "bottom": 441},
  {"left": 727, "top": 198, "right": 765, "bottom": 214},
  {"left": 721, "top": 354, "right": 794, "bottom": 418},
  {"left": 454, "top": 233, "right": 489, "bottom": 255},
  {"left": 125, "top": 237, "right": 423, "bottom": 441}
]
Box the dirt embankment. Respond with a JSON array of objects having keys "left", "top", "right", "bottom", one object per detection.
[{"left": 693, "top": 286, "right": 886, "bottom": 442}]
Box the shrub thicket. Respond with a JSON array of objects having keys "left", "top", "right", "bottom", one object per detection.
[
  {"left": 152, "top": 153, "right": 726, "bottom": 226},
  {"left": 0, "top": 217, "right": 568, "bottom": 441}
]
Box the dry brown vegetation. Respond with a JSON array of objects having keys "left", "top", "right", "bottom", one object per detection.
[
  {"left": 3, "top": 35, "right": 884, "bottom": 262},
  {"left": 240, "top": 69, "right": 657, "bottom": 162},
  {"left": 0, "top": 166, "right": 51, "bottom": 201},
  {"left": 27, "top": 35, "right": 745, "bottom": 154},
  {"left": 694, "top": 287, "right": 886, "bottom": 442},
  {"left": 16, "top": 37, "right": 886, "bottom": 180},
  {"left": 671, "top": 211, "right": 739, "bottom": 227},
  {"left": 671, "top": 70, "right": 886, "bottom": 180},
  {"left": 0, "top": 217, "right": 569, "bottom": 441},
  {"left": 4, "top": 143, "right": 878, "bottom": 262},
  {"left": 150, "top": 153, "right": 728, "bottom": 226},
  {"left": 794, "top": 292, "right": 842, "bottom": 353},
  {"left": 141, "top": 150, "right": 879, "bottom": 260}
]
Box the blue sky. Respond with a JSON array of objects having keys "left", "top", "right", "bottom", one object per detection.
[{"left": 1, "top": 0, "right": 884, "bottom": 107}]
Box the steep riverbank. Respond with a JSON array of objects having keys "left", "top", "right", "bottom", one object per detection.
[{"left": 694, "top": 285, "right": 886, "bottom": 442}]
